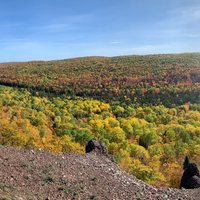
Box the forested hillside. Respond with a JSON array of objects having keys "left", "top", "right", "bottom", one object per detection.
[
  {"left": 1, "top": 53, "right": 200, "bottom": 189},
  {"left": 1, "top": 53, "right": 200, "bottom": 107},
  {"left": 1, "top": 85, "right": 200, "bottom": 188}
]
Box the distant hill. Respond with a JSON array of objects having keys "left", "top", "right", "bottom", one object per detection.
[{"left": 0, "top": 53, "right": 200, "bottom": 107}]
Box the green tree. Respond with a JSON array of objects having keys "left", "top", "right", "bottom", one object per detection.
[
  {"left": 166, "top": 129, "right": 176, "bottom": 142},
  {"left": 183, "top": 156, "right": 190, "bottom": 170},
  {"left": 139, "top": 131, "right": 158, "bottom": 149}
]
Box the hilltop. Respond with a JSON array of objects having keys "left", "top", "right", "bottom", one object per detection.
[
  {"left": 0, "top": 144, "right": 199, "bottom": 200},
  {"left": 1, "top": 53, "right": 200, "bottom": 107}
]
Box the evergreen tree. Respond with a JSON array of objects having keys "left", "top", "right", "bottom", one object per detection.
[{"left": 183, "top": 156, "right": 190, "bottom": 170}]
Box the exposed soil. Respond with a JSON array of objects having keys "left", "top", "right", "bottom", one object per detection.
[{"left": 0, "top": 145, "right": 200, "bottom": 200}]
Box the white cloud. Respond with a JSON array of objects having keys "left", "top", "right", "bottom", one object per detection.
[
  {"left": 167, "top": 6, "right": 200, "bottom": 26},
  {"left": 145, "top": 5, "right": 200, "bottom": 40}
]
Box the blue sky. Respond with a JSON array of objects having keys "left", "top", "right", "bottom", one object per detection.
[{"left": 0, "top": 0, "right": 200, "bottom": 62}]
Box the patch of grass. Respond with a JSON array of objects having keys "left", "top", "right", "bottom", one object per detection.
[
  {"left": 42, "top": 170, "right": 48, "bottom": 174},
  {"left": 35, "top": 193, "right": 42, "bottom": 199},
  {"left": 0, "top": 197, "right": 13, "bottom": 200},
  {"left": 8, "top": 186, "right": 20, "bottom": 191},
  {"left": 65, "top": 179, "right": 69, "bottom": 184},
  {"left": 0, "top": 185, "right": 5, "bottom": 190},
  {"left": 31, "top": 163, "right": 36, "bottom": 167},
  {"left": 49, "top": 167, "right": 55, "bottom": 171},
  {"left": 80, "top": 185, "right": 85, "bottom": 189},
  {"left": 89, "top": 195, "right": 98, "bottom": 200},
  {"left": 91, "top": 177, "right": 97, "bottom": 181},
  {"left": 58, "top": 186, "right": 65, "bottom": 191},
  {"left": 0, "top": 185, "right": 19, "bottom": 193},
  {"left": 21, "top": 164, "right": 30, "bottom": 169},
  {"left": 58, "top": 186, "right": 72, "bottom": 193},
  {"left": 46, "top": 176, "right": 57, "bottom": 183},
  {"left": 29, "top": 169, "right": 37, "bottom": 173}
]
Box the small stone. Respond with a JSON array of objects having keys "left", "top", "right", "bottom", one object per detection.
[
  {"left": 16, "top": 197, "right": 23, "bottom": 200},
  {"left": 152, "top": 188, "right": 157, "bottom": 193}
]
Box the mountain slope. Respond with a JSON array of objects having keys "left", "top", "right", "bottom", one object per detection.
[{"left": 1, "top": 53, "right": 200, "bottom": 106}]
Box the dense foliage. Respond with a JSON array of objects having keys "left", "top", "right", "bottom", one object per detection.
[
  {"left": 1, "top": 53, "right": 200, "bottom": 107},
  {"left": 1, "top": 86, "right": 200, "bottom": 188}
]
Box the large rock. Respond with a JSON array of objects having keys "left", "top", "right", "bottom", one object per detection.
[
  {"left": 186, "top": 175, "right": 200, "bottom": 189},
  {"left": 86, "top": 139, "right": 116, "bottom": 163},
  {"left": 86, "top": 138, "right": 108, "bottom": 156},
  {"left": 180, "top": 162, "right": 200, "bottom": 189}
]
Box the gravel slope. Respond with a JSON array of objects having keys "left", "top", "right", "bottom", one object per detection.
[{"left": 0, "top": 144, "right": 200, "bottom": 200}]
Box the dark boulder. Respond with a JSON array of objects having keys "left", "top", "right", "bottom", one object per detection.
[
  {"left": 180, "top": 162, "right": 200, "bottom": 189},
  {"left": 86, "top": 138, "right": 108, "bottom": 156},
  {"left": 86, "top": 138, "right": 116, "bottom": 163},
  {"left": 186, "top": 175, "right": 200, "bottom": 189}
]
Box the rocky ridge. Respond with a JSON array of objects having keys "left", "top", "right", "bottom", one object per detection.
[{"left": 0, "top": 142, "right": 200, "bottom": 200}]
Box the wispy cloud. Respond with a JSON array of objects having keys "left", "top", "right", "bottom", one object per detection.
[
  {"left": 144, "top": 5, "right": 200, "bottom": 40},
  {"left": 1, "top": 23, "right": 22, "bottom": 28},
  {"left": 145, "top": 29, "right": 200, "bottom": 39},
  {"left": 167, "top": 6, "right": 200, "bottom": 26},
  {"left": 83, "top": 44, "right": 176, "bottom": 57},
  {"left": 5, "top": 42, "right": 45, "bottom": 51},
  {"left": 35, "top": 14, "right": 94, "bottom": 32},
  {"left": 38, "top": 23, "right": 73, "bottom": 32}
]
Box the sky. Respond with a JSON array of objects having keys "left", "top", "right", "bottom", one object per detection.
[{"left": 0, "top": 0, "right": 200, "bottom": 62}]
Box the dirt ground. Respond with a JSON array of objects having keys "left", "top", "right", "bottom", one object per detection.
[{"left": 0, "top": 144, "right": 200, "bottom": 200}]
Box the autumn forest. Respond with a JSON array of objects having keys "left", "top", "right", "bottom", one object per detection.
[{"left": 1, "top": 53, "right": 200, "bottom": 188}]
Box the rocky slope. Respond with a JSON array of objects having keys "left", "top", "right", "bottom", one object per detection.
[{"left": 0, "top": 144, "right": 200, "bottom": 200}]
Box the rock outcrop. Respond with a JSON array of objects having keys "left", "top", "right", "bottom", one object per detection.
[
  {"left": 180, "top": 162, "right": 200, "bottom": 189},
  {"left": 1, "top": 144, "right": 200, "bottom": 199},
  {"left": 187, "top": 175, "right": 200, "bottom": 189},
  {"left": 86, "top": 138, "right": 116, "bottom": 162}
]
